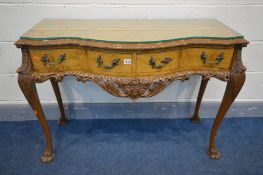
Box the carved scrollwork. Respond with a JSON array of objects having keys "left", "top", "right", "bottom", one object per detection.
[
  {"left": 18, "top": 74, "right": 34, "bottom": 103},
  {"left": 232, "top": 46, "right": 247, "bottom": 74},
  {"left": 227, "top": 45, "right": 247, "bottom": 101},
  {"left": 17, "top": 47, "right": 32, "bottom": 75},
  {"left": 94, "top": 77, "right": 173, "bottom": 100},
  {"left": 29, "top": 71, "right": 230, "bottom": 100},
  {"left": 17, "top": 47, "right": 35, "bottom": 102}
]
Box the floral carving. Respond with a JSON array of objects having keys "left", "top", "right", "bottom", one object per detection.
[
  {"left": 232, "top": 46, "right": 247, "bottom": 74},
  {"left": 17, "top": 47, "right": 32, "bottom": 74},
  {"left": 27, "top": 71, "right": 230, "bottom": 100}
]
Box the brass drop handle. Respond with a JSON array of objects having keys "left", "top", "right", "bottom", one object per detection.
[
  {"left": 201, "top": 52, "right": 224, "bottom": 65},
  {"left": 96, "top": 55, "right": 120, "bottom": 69},
  {"left": 41, "top": 54, "right": 66, "bottom": 66},
  {"left": 149, "top": 57, "right": 173, "bottom": 69}
]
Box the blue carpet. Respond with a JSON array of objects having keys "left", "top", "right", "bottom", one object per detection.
[{"left": 0, "top": 118, "right": 262, "bottom": 175}]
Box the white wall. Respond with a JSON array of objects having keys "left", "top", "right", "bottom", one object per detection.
[{"left": 0, "top": 0, "right": 263, "bottom": 104}]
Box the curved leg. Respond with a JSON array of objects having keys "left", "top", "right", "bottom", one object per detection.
[
  {"left": 50, "top": 78, "right": 68, "bottom": 125},
  {"left": 191, "top": 76, "right": 209, "bottom": 123},
  {"left": 208, "top": 72, "right": 245, "bottom": 159},
  {"left": 18, "top": 75, "right": 54, "bottom": 163}
]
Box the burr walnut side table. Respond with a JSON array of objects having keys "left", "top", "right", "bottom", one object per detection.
[{"left": 15, "top": 19, "right": 248, "bottom": 163}]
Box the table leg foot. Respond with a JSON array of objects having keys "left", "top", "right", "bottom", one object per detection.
[
  {"left": 40, "top": 150, "right": 55, "bottom": 163},
  {"left": 18, "top": 73, "right": 54, "bottom": 164},
  {"left": 208, "top": 47, "right": 246, "bottom": 160},
  {"left": 58, "top": 117, "right": 69, "bottom": 125},
  {"left": 191, "top": 115, "right": 201, "bottom": 124},
  {"left": 207, "top": 148, "right": 221, "bottom": 160}
]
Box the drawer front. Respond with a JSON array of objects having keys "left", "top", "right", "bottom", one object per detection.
[
  {"left": 30, "top": 47, "right": 88, "bottom": 73},
  {"left": 136, "top": 50, "right": 180, "bottom": 75},
  {"left": 29, "top": 47, "right": 234, "bottom": 76},
  {"left": 88, "top": 50, "right": 133, "bottom": 76},
  {"left": 180, "top": 48, "right": 234, "bottom": 70}
]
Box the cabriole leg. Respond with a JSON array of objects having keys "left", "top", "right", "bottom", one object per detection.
[
  {"left": 191, "top": 76, "right": 209, "bottom": 123},
  {"left": 208, "top": 72, "right": 245, "bottom": 159},
  {"left": 50, "top": 78, "right": 68, "bottom": 125},
  {"left": 18, "top": 74, "right": 54, "bottom": 163}
]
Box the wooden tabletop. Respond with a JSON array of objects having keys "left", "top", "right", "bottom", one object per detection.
[{"left": 20, "top": 19, "right": 243, "bottom": 43}]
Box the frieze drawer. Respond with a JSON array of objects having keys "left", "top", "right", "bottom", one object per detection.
[
  {"left": 30, "top": 47, "right": 88, "bottom": 73},
  {"left": 180, "top": 48, "right": 234, "bottom": 71},
  {"left": 136, "top": 50, "right": 180, "bottom": 76},
  {"left": 88, "top": 50, "right": 133, "bottom": 76}
]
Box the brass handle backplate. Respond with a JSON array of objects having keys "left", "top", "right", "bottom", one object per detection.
[
  {"left": 149, "top": 57, "right": 173, "bottom": 69},
  {"left": 96, "top": 55, "right": 120, "bottom": 69},
  {"left": 201, "top": 52, "right": 224, "bottom": 65},
  {"left": 41, "top": 54, "right": 66, "bottom": 66}
]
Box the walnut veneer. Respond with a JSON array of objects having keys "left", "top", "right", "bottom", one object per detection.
[{"left": 29, "top": 46, "right": 234, "bottom": 76}]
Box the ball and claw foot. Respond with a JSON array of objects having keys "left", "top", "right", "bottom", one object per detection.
[
  {"left": 58, "top": 117, "right": 69, "bottom": 125},
  {"left": 191, "top": 115, "right": 201, "bottom": 124},
  {"left": 40, "top": 150, "right": 55, "bottom": 163},
  {"left": 208, "top": 148, "right": 221, "bottom": 160}
]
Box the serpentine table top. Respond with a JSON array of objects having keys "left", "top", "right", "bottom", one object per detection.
[
  {"left": 19, "top": 19, "right": 243, "bottom": 43},
  {"left": 15, "top": 19, "right": 248, "bottom": 163}
]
